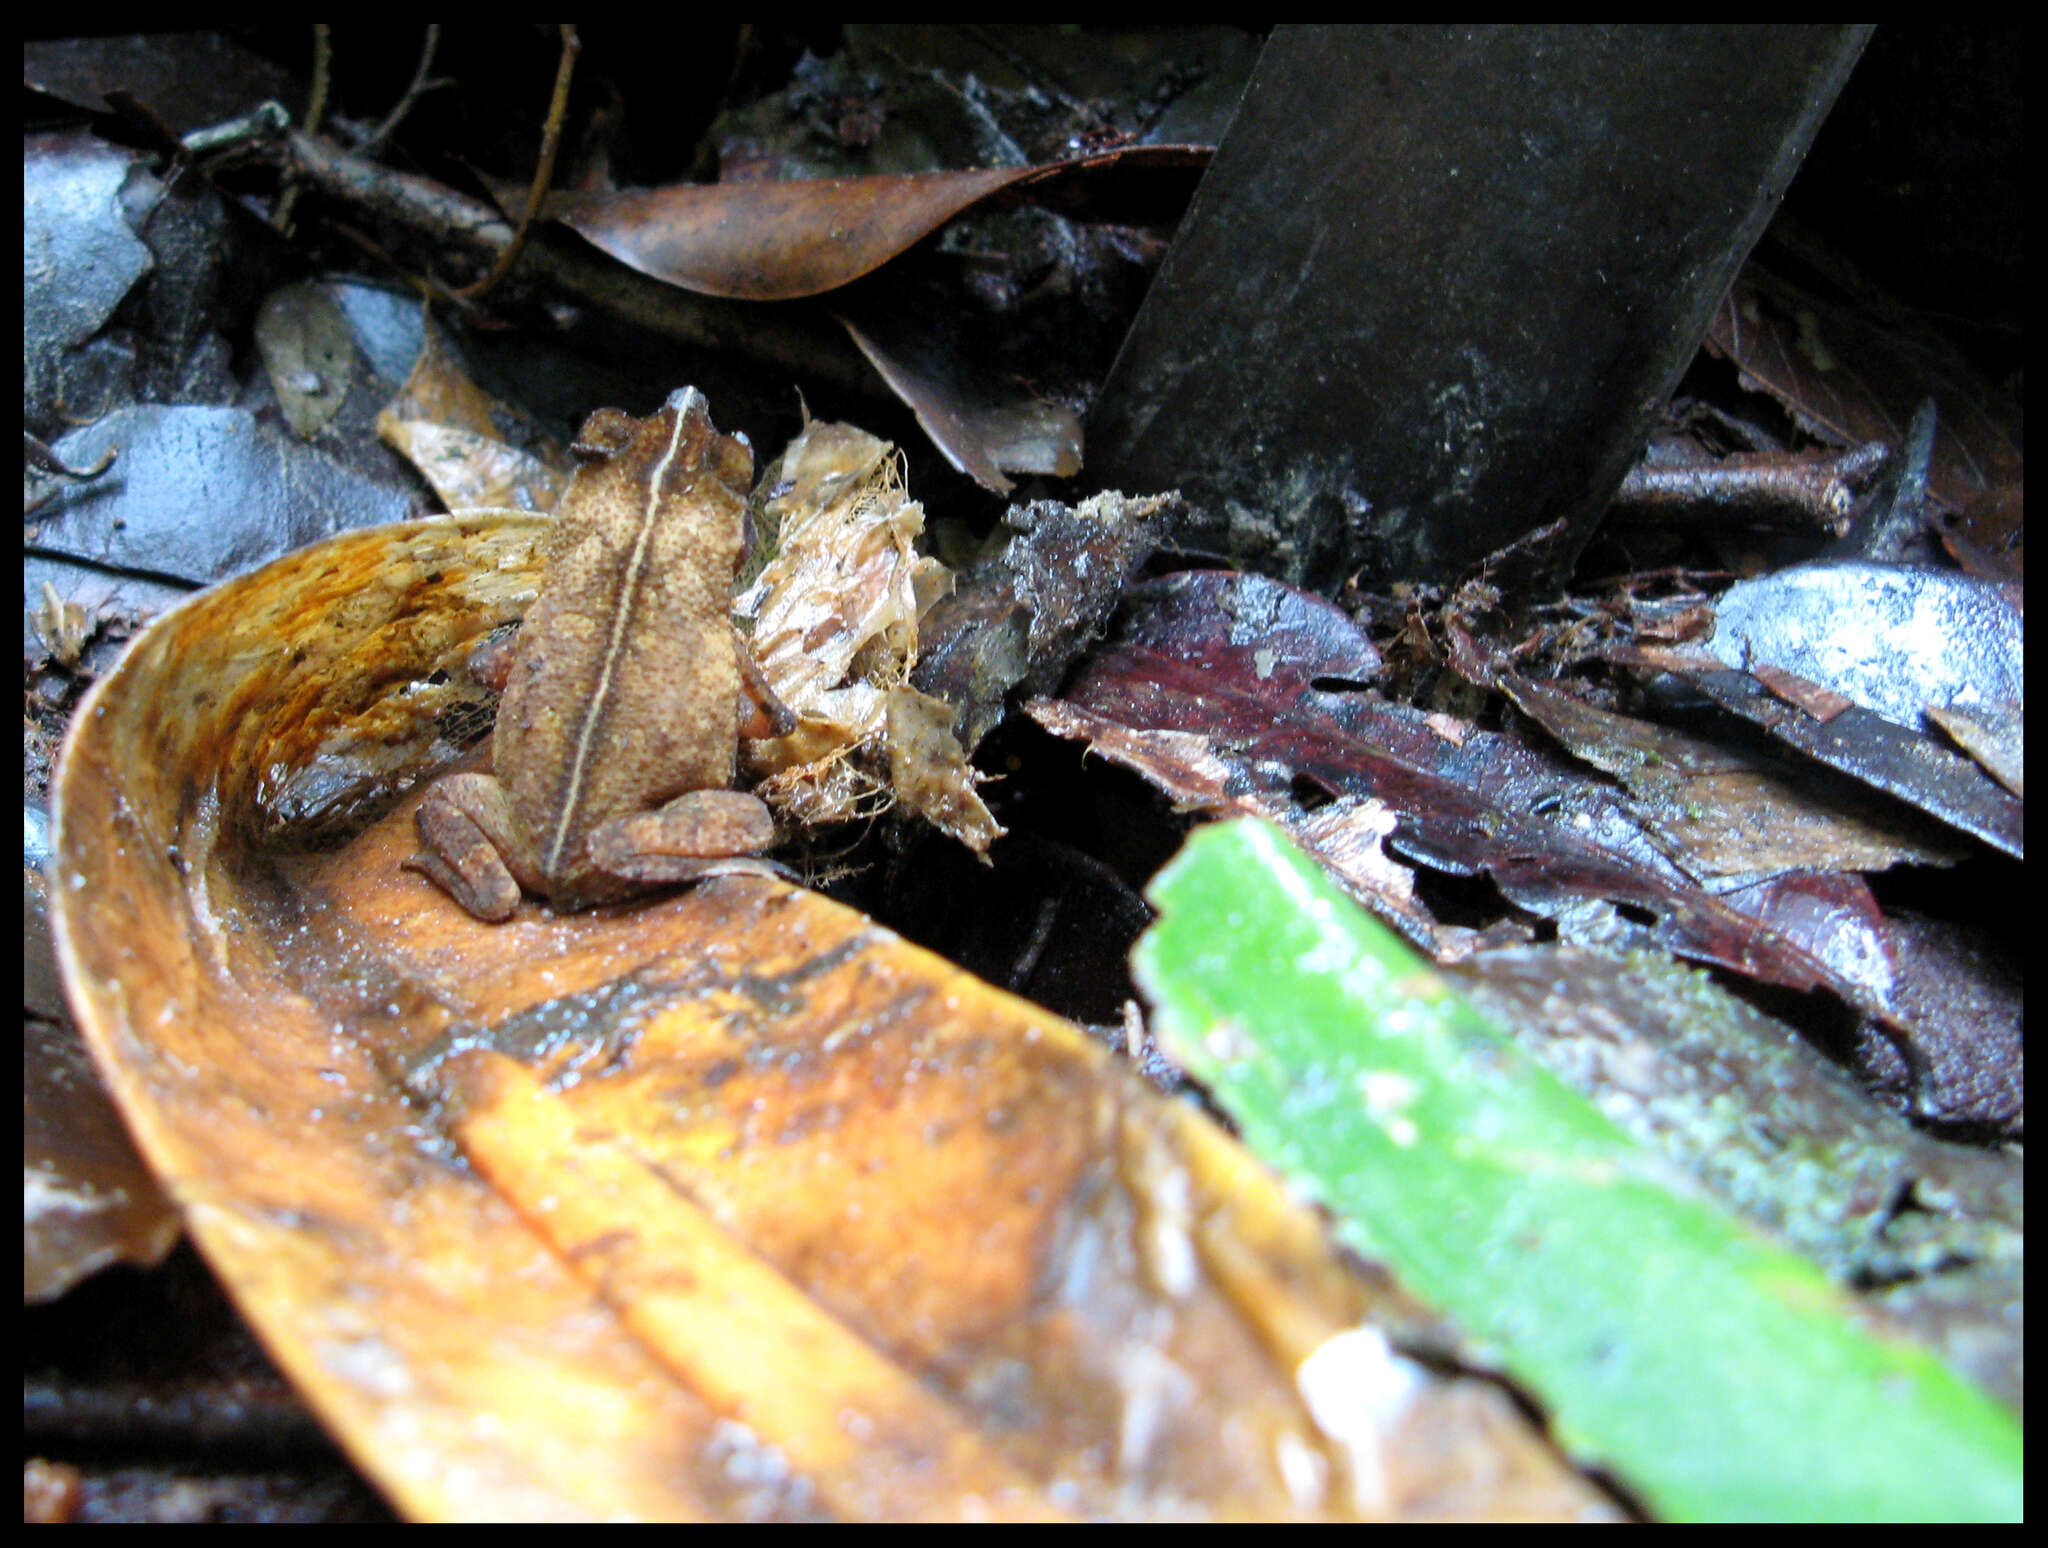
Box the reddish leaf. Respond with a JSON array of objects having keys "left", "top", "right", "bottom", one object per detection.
[
  {"left": 1033, "top": 571, "right": 2013, "bottom": 1126},
  {"left": 1039, "top": 575, "right": 1822, "bottom": 985}
]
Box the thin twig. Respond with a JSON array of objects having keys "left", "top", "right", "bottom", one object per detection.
[
  {"left": 455, "top": 25, "right": 580, "bottom": 301},
  {"left": 271, "top": 23, "right": 332, "bottom": 234},
  {"left": 362, "top": 25, "right": 444, "bottom": 156}
]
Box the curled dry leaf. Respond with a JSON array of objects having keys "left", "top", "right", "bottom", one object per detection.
[
  {"left": 883, "top": 683, "right": 1001, "bottom": 851},
  {"left": 375, "top": 309, "right": 569, "bottom": 512},
  {"left": 549, "top": 166, "right": 1024, "bottom": 301},
  {"left": 739, "top": 416, "right": 997, "bottom": 850},
  {"left": 50, "top": 517, "right": 1613, "bottom": 1518},
  {"left": 30, "top": 580, "right": 94, "bottom": 667}
]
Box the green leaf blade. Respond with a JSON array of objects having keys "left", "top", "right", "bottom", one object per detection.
[{"left": 1134, "top": 819, "right": 2021, "bottom": 1522}]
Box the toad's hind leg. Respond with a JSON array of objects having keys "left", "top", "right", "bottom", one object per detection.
[
  {"left": 588, "top": 789, "right": 787, "bottom": 883},
  {"left": 408, "top": 772, "right": 538, "bottom": 921}
]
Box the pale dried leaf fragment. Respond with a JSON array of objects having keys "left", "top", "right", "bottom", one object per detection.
[
  {"left": 738, "top": 416, "right": 992, "bottom": 845},
  {"left": 376, "top": 308, "right": 568, "bottom": 512},
  {"left": 1925, "top": 701, "right": 2024, "bottom": 799},
  {"left": 255, "top": 282, "right": 354, "bottom": 439},
  {"left": 886, "top": 685, "right": 1001, "bottom": 852},
  {"left": 382, "top": 419, "right": 569, "bottom": 514},
  {"left": 31, "top": 580, "right": 93, "bottom": 666}
]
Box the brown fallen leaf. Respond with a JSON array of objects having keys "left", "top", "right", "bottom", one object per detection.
[
  {"left": 539, "top": 146, "right": 1209, "bottom": 303},
  {"left": 1492, "top": 671, "right": 1956, "bottom": 880},
  {"left": 527, "top": 148, "right": 1205, "bottom": 491},
  {"left": 1684, "top": 667, "right": 2023, "bottom": 861},
  {"left": 50, "top": 518, "right": 1615, "bottom": 1521},
  {"left": 1706, "top": 266, "right": 2023, "bottom": 518},
  {"left": 551, "top": 165, "right": 1017, "bottom": 300}
]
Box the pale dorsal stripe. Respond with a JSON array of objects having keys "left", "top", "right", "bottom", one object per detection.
[{"left": 542, "top": 394, "right": 697, "bottom": 873}]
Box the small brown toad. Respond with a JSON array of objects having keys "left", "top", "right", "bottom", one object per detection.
[{"left": 409, "top": 387, "right": 792, "bottom": 920}]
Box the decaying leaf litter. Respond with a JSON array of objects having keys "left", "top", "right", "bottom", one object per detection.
[{"left": 28, "top": 24, "right": 2019, "bottom": 1522}]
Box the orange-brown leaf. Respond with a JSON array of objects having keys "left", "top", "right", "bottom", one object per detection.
[{"left": 52, "top": 518, "right": 1613, "bottom": 1521}]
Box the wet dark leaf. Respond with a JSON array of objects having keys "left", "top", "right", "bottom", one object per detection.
[
  {"left": 1656, "top": 560, "right": 2029, "bottom": 857},
  {"left": 26, "top": 405, "right": 420, "bottom": 584},
  {"left": 1933, "top": 482, "right": 2024, "bottom": 584},
  {"left": 1706, "top": 560, "right": 2023, "bottom": 732},
  {"left": 23, "top": 131, "right": 154, "bottom": 436},
  {"left": 1686, "top": 670, "right": 2022, "bottom": 862},
  {"left": 832, "top": 276, "right": 1081, "bottom": 493},
  {"left": 915, "top": 492, "right": 1182, "bottom": 749},
  {"left": 24, "top": 32, "right": 302, "bottom": 133},
  {"left": 1030, "top": 571, "right": 2018, "bottom": 1128},
  {"left": 1856, "top": 909, "right": 2025, "bottom": 1132}
]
